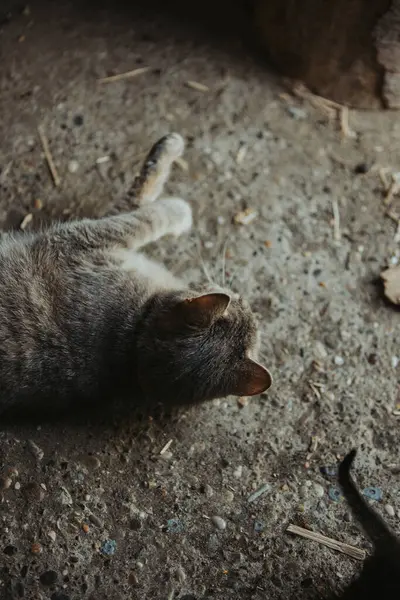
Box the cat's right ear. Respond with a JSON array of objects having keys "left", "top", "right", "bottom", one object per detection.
[{"left": 176, "top": 293, "right": 230, "bottom": 328}]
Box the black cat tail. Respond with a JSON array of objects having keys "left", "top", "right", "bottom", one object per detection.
[{"left": 339, "top": 449, "right": 396, "bottom": 550}]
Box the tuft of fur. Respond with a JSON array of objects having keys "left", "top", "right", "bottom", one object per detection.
[{"left": 0, "top": 133, "right": 272, "bottom": 415}]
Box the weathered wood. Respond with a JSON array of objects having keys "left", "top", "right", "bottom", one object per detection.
[{"left": 253, "top": 0, "right": 400, "bottom": 109}]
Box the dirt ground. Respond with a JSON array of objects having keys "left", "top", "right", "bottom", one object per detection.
[{"left": 1, "top": 2, "right": 400, "bottom": 599}]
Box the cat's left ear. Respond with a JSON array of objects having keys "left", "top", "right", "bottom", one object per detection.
[
  {"left": 178, "top": 292, "right": 231, "bottom": 328},
  {"left": 230, "top": 359, "right": 272, "bottom": 396}
]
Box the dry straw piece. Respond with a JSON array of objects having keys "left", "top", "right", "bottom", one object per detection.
[{"left": 287, "top": 524, "right": 366, "bottom": 561}]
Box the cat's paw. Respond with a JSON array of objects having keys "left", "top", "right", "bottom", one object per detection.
[
  {"left": 163, "top": 133, "right": 185, "bottom": 160},
  {"left": 160, "top": 197, "right": 192, "bottom": 236}
]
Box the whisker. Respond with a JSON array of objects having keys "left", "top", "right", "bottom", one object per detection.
[
  {"left": 194, "top": 235, "right": 214, "bottom": 285},
  {"left": 220, "top": 238, "right": 229, "bottom": 287}
]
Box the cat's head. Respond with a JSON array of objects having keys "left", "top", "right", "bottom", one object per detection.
[{"left": 136, "top": 289, "right": 272, "bottom": 406}]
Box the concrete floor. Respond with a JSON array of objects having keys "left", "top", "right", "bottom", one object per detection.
[{"left": 0, "top": 2, "right": 400, "bottom": 599}]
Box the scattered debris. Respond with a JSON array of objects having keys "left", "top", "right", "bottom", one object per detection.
[
  {"left": 160, "top": 439, "right": 173, "bottom": 455},
  {"left": 58, "top": 487, "right": 73, "bottom": 506},
  {"left": 237, "top": 396, "right": 248, "bottom": 408},
  {"left": 383, "top": 171, "right": 400, "bottom": 206},
  {"left": 248, "top": 483, "right": 271, "bottom": 503},
  {"left": 236, "top": 144, "right": 247, "bottom": 164},
  {"left": 47, "top": 530, "right": 57, "bottom": 542},
  {"left": 339, "top": 106, "right": 356, "bottom": 138},
  {"left": 234, "top": 208, "right": 258, "bottom": 226},
  {"left": 167, "top": 519, "right": 184, "bottom": 533},
  {"left": 286, "top": 106, "right": 307, "bottom": 120},
  {"left": 33, "top": 198, "right": 43, "bottom": 210},
  {"left": 381, "top": 265, "right": 400, "bottom": 305},
  {"left": 362, "top": 487, "right": 382, "bottom": 501},
  {"left": 320, "top": 465, "right": 338, "bottom": 479},
  {"left": 68, "top": 159, "right": 79, "bottom": 174},
  {"left": 286, "top": 524, "right": 366, "bottom": 560},
  {"left": 96, "top": 155, "right": 110, "bottom": 165},
  {"left": 328, "top": 487, "right": 342, "bottom": 502},
  {"left": 20, "top": 213, "right": 33, "bottom": 230},
  {"left": 185, "top": 80, "right": 209, "bottom": 92},
  {"left": 89, "top": 514, "right": 103, "bottom": 528},
  {"left": 331, "top": 198, "right": 341, "bottom": 241},
  {"left": 254, "top": 520, "right": 264, "bottom": 533},
  {"left": 334, "top": 356, "right": 344, "bottom": 366},
  {"left": 174, "top": 156, "right": 189, "bottom": 171},
  {"left": 98, "top": 67, "right": 150, "bottom": 84},
  {"left": 38, "top": 125, "right": 60, "bottom": 187},
  {"left": 31, "top": 543, "right": 42, "bottom": 554},
  {"left": 27, "top": 440, "right": 44, "bottom": 461},
  {"left": 100, "top": 539, "right": 117, "bottom": 556}
]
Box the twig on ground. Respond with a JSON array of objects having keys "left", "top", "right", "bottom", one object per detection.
[
  {"left": 98, "top": 67, "right": 150, "bottom": 84},
  {"left": 38, "top": 126, "right": 60, "bottom": 187},
  {"left": 287, "top": 524, "right": 366, "bottom": 561}
]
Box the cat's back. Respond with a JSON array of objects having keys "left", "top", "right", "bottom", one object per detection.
[{"left": 0, "top": 229, "right": 141, "bottom": 409}]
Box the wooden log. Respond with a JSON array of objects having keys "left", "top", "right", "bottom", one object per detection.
[{"left": 252, "top": 0, "right": 400, "bottom": 109}]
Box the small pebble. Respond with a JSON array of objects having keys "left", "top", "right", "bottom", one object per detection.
[
  {"left": 128, "top": 572, "right": 139, "bottom": 586},
  {"left": 14, "top": 482, "right": 21, "bottom": 490},
  {"left": 392, "top": 356, "right": 399, "bottom": 368},
  {"left": 0, "top": 477, "right": 12, "bottom": 490},
  {"left": 47, "top": 530, "right": 57, "bottom": 542},
  {"left": 31, "top": 543, "right": 42, "bottom": 554},
  {"left": 224, "top": 490, "right": 234, "bottom": 503},
  {"left": 334, "top": 356, "right": 344, "bottom": 366},
  {"left": 176, "top": 566, "right": 186, "bottom": 583},
  {"left": 27, "top": 440, "right": 44, "bottom": 461},
  {"left": 313, "top": 483, "right": 325, "bottom": 498},
  {"left": 384, "top": 504, "right": 395, "bottom": 517},
  {"left": 233, "top": 465, "right": 243, "bottom": 479},
  {"left": 211, "top": 516, "right": 226, "bottom": 531},
  {"left": 314, "top": 341, "right": 328, "bottom": 359},
  {"left": 68, "top": 160, "right": 79, "bottom": 174},
  {"left": 89, "top": 514, "right": 103, "bottom": 528},
  {"left": 204, "top": 484, "right": 214, "bottom": 498}
]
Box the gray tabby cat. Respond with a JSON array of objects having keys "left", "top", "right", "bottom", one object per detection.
[{"left": 0, "top": 133, "right": 272, "bottom": 414}]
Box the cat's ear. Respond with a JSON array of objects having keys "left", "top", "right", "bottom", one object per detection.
[
  {"left": 230, "top": 359, "right": 272, "bottom": 396},
  {"left": 178, "top": 293, "right": 230, "bottom": 328}
]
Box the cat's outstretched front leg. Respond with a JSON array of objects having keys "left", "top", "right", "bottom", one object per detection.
[
  {"left": 56, "top": 197, "right": 192, "bottom": 251},
  {"left": 119, "top": 133, "right": 184, "bottom": 210}
]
